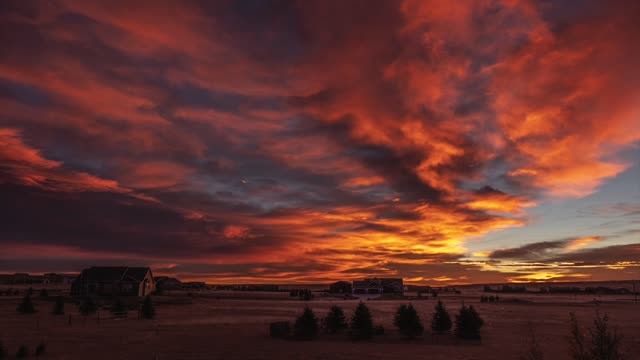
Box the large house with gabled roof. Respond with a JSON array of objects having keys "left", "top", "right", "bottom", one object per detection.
[{"left": 71, "top": 266, "right": 154, "bottom": 298}]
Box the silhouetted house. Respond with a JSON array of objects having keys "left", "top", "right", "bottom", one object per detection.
[
  {"left": 352, "top": 278, "right": 404, "bottom": 295},
  {"left": 329, "top": 281, "right": 352, "bottom": 294},
  {"left": 10, "top": 273, "right": 31, "bottom": 284},
  {"left": 44, "top": 273, "right": 64, "bottom": 284},
  {"left": 71, "top": 267, "right": 154, "bottom": 298},
  {"left": 155, "top": 276, "right": 183, "bottom": 291}
]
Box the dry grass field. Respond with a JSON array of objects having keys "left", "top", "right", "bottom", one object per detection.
[{"left": 1, "top": 289, "right": 639, "bottom": 359}]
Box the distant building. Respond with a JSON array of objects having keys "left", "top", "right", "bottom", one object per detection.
[
  {"left": 155, "top": 276, "right": 183, "bottom": 291},
  {"left": 352, "top": 278, "right": 404, "bottom": 295},
  {"left": 71, "top": 266, "right": 154, "bottom": 298},
  {"left": 10, "top": 273, "right": 30, "bottom": 284},
  {"left": 329, "top": 281, "right": 352, "bottom": 294}
]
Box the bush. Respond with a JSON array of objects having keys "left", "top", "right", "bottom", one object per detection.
[
  {"left": 569, "top": 312, "right": 624, "bottom": 360},
  {"left": 431, "top": 300, "right": 452, "bottom": 334},
  {"left": 141, "top": 296, "right": 155, "bottom": 319},
  {"left": 350, "top": 302, "right": 374, "bottom": 340},
  {"left": 455, "top": 305, "right": 484, "bottom": 340},
  {"left": 324, "top": 305, "right": 348, "bottom": 334},
  {"left": 79, "top": 296, "right": 97, "bottom": 316},
  {"left": 39, "top": 288, "right": 48, "bottom": 298},
  {"left": 17, "top": 294, "right": 36, "bottom": 314},
  {"left": 16, "top": 345, "right": 28, "bottom": 358},
  {"left": 52, "top": 296, "right": 65, "bottom": 315},
  {"left": 269, "top": 321, "right": 291, "bottom": 338},
  {"left": 294, "top": 306, "right": 319, "bottom": 340},
  {"left": 393, "top": 304, "right": 424, "bottom": 339},
  {"left": 35, "top": 342, "right": 46, "bottom": 356},
  {"left": 111, "top": 298, "right": 128, "bottom": 318}
]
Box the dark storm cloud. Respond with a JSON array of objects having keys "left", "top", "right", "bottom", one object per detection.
[{"left": 489, "top": 240, "right": 568, "bottom": 260}]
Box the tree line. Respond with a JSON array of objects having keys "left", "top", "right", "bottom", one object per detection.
[{"left": 271, "top": 300, "right": 484, "bottom": 341}]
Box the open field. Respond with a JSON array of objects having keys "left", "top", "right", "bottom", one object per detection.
[{"left": 1, "top": 290, "right": 639, "bottom": 359}]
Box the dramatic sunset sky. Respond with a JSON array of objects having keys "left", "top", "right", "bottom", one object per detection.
[{"left": 1, "top": 1, "right": 639, "bottom": 284}]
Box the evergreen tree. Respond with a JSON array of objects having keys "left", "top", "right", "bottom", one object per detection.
[
  {"left": 16, "top": 345, "right": 28, "bottom": 359},
  {"left": 568, "top": 313, "right": 589, "bottom": 360},
  {"left": 350, "top": 302, "right": 374, "bottom": 340},
  {"left": 393, "top": 304, "right": 424, "bottom": 339},
  {"left": 140, "top": 295, "right": 155, "bottom": 319},
  {"left": 455, "top": 305, "right": 484, "bottom": 340},
  {"left": 35, "top": 342, "right": 47, "bottom": 357},
  {"left": 17, "top": 294, "right": 36, "bottom": 314},
  {"left": 293, "top": 306, "right": 319, "bottom": 340},
  {"left": 569, "top": 311, "right": 624, "bottom": 360},
  {"left": 324, "top": 305, "right": 348, "bottom": 334},
  {"left": 79, "top": 296, "right": 97, "bottom": 316},
  {"left": 588, "top": 312, "right": 623, "bottom": 360},
  {"left": 111, "top": 297, "right": 128, "bottom": 318},
  {"left": 521, "top": 324, "right": 544, "bottom": 360},
  {"left": 52, "top": 296, "right": 65, "bottom": 315},
  {"left": 431, "top": 300, "right": 452, "bottom": 334},
  {"left": 0, "top": 339, "right": 7, "bottom": 360},
  {"left": 301, "top": 289, "right": 313, "bottom": 301}
]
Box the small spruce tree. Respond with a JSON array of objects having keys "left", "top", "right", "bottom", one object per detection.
[
  {"left": 0, "top": 339, "right": 7, "bottom": 360},
  {"left": 455, "top": 305, "right": 484, "bottom": 340},
  {"left": 17, "top": 294, "right": 36, "bottom": 314},
  {"left": 393, "top": 304, "right": 424, "bottom": 339},
  {"left": 588, "top": 311, "right": 623, "bottom": 360},
  {"left": 16, "top": 345, "right": 28, "bottom": 359},
  {"left": 293, "top": 306, "right": 319, "bottom": 340},
  {"left": 431, "top": 300, "right": 452, "bottom": 334},
  {"left": 568, "top": 313, "right": 589, "bottom": 360},
  {"left": 569, "top": 311, "right": 624, "bottom": 360},
  {"left": 350, "top": 302, "right": 374, "bottom": 340},
  {"left": 111, "top": 297, "right": 128, "bottom": 318},
  {"left": 79, "top": 296, "right": 97, "bottom": 316},
  {"left": 52, "top": 296, "right": 65, "bottom": 315},
  {"left": 324, "top": 305, "right": 348, "bottom": 334},
  {"left": 521, "top": 324, "right": 544, "bottom": 360},
  {"left": 140, "top": 295, "right": 155, "bottom": 319},
  {"left": 35, "top": 342, "right": 46, "bottom": 356}
]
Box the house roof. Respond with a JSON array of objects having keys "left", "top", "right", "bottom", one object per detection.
[
  {"left": 79, "top": 266, "right": 152, "bottom": 283},
  {"left": 330, "top": 281, "right": 351, "bottom": 285}
]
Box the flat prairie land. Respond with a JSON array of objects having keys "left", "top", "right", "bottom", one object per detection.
[{"left": 1, "top": 291, "right": 639, "bottom": 359}]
